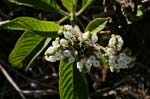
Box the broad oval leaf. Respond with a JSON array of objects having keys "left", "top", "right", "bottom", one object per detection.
[
  {"left": 9, "top": 31, "right": 51, "bottom": 69},
  {"left": 1, "top": 17, "right": 60, "bottom": 37},
  {"left": 61, "top": 0, "right": 76, "bottom": 12},
  {"left": 59, "top": 60, "right": 88, "bottom": 99},
  {"left": 8, "top": 0, "right": 61, "bottom": 11},
  {"left": 86, "top": 18, "right": 108, "bottom": 34}
]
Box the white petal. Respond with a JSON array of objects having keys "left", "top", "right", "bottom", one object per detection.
[
  {"left": 64, "top": 31, "right": 72, "bottom": 39},
  {"left": 46, "top": 46, "right": 55, "bottom": 55},
  {"left": 93, "top": 60, "right": 100, "bottom": 67},
  {"left": 64, "top": 24, "right": 73, "bottom": 31},
  {"left": 77, "top": 61, "right": 84, "bottom": 71},
  {"left": 45, "top": 55, "right": 56, "bottom": 62},
  {"left": 108, "top": 37, "right": 116, "bottom": 47},
  {"left": 106, "top": 48, "right": 115, "bottom": 55},
  {"left": 63, "top": 50, "right": 71, "bottom": 57},
  {"left": 60, "top": 38, "right": 68, "bottom": 47},
  {"left": 82, "top": 31, "right": 90, "bottom": 40},
  {"left": 68, "top": 56, "right": 75, "bottom": 63},
  {"left": 91, "top": 34, "right": 98, "bottom": 43},
  {"left": 89, "top": 55, "right": 96, "bottom": 62}
]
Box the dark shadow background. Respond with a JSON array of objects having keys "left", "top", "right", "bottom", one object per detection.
[{"left": 0, "top": 0, "right": 150, "bottom": 99}]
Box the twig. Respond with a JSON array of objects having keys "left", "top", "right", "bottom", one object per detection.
[
  {"left": 21, "top": 89, "right": 58, "bottom": 96},
  {"left": 0, "top": 64, "right": 26, "bottom": 99},
  {"left": 0, "top": 9, "right": 9, "bottom": 19},
  {"left": 0, "top": 59, "right": 57, "bottom": 89},
  {"left": 0, "top": 59, "right": 59, "bottom": 96},
  {"left": 95, "top": 75, "right": 131, "bottom": 94}
]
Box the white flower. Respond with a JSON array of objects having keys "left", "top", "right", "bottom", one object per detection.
[
  {"left": 118, "top": 53, "right": 126, "bottom": 59},
  {"left": 60, "top": 38, "right": 68, "bottom": 47},
  {"left": 52, "top": 40, "right": 60, "bottom": 48},
  {"left": 85, "top": 61, "right": 92, "bottom": 72},
  {"left": 63, "top": 50, "right": 71, "bottom": 57},
  {"left": 45, "top": 46, "right": 55, "bottom": 55},
  {"left": 44, "top": 55, "right": 49, "bottom": 61},
  {"left": 64, "top": 24, "right": 73, "bottom": 31},
  {"left": 116, "top": 45, "right": 122, "bottom": 51},
  {"left": 55, "top": 52, "right": 62, "bottom": 60},
  {"left": 108, "top": 54, "right": 117, "bottom": 68},
  {"left": 89, "top": 55, "right": 96, "bottom": 62},
  {"left": 108, "top": 58, "right": 117, "bottom": 67},
  {"left": 93, "top": 60, "right": 100, "bottom": 67},
  {"left": 119, "top": 54, "right": 132, "bottom": 66},
  {"left": 71, "top": 29, "right": 77, "bottom": 35},
  {"left": 64, "top": 31, "right": 72, "bottom": 39},
  {"left": 108, "top": 37, "right": 116, "bottom": 47},
  {"left": 91, "top": 34, "right": 98, "bottom": 43},
  {"left": 87, "top": 59, "right": 92, "bottom": 65},
  {"left": 116, "top": 62, "right": 127, "bottom": 69},
  {"left": 106, "top": 47, "right": 115, "bottom": 56},
  {"left": 88, "top": 41, "right": 95, "bottom": 47},
  {"left": 68, "top": 56, "right": 75, "bottom": 63},
  {"left": 124, "top": 57, "right": 132, "bottom": 64},
  {"left": 86, "top": 59, "right": 93, "bottom": 67},
  {"left": 109, "top": 52, "right": 134, "bottom": 70},
  {"left": 110, "top": 66, "right": 116, "bottom": 72},
  {"left": 108, "top": 35, "right": 124, "bottom": 51},
  {"left": 117, "top": 37, "right": 123, "bottom": 46},
  {"left": 45, "top": 55, "right": 56, "bottom": 62},
  {"left": 77, "top": 61, "right": 84, "bottom": 71},
  {"left": 82, "top": 31, "right": 90, "bottom": 40},
  {"left": 117, "top": 37, "right": 123, "bottom": 51}
]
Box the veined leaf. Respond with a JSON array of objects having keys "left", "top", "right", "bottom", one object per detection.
[
  {"left": 59, "top": 60, "right": 88, "bottom": 99},
  {"left": 8, "top": 0, "right": 61, "bottom": 11},
  {"left": 9, "top": 31, "right": 51, "bottom": 69},
  {"left": 1, "top": 17, "right": 60, "bottom": 37},
  {"left": 61, "top": 0, "right": 77, "bottom": 12},
  {"left": 86, "top": 18, "right": 108, "bottom": 34}
]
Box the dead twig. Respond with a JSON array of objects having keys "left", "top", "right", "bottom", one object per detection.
[
  {"left": 0, "top": 64, "right": 26, "bottom": 99},
  {"left": 21, "top": 89, "right": 58, "bottom": 96},
  {"left": 0, "top": 60, "right": 59, "bottom": 97}
]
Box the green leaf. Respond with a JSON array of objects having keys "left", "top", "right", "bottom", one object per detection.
[
  {"left": 76, "top": 0, "right": 93, "bottom": 16},
  {"left": 86, "top": 18, "right": 108, "bottom": 34},
  {"left": 8, "top": 0, "right": 61, "bottom": 11},
  {"left": 59, "top": 60, "right": 88, "bottom": 99},
  {"left": 82, "top": 0, "right": 93, "bottom": 8},
  {"left": 61, "top": 0, "right": 76, "bottom": 12},
  {"left": 1, "top": 17, "right": 60, "bottom": 37},
  {"left": 9, "top": 31, "right": 51, "bottom": 69}
]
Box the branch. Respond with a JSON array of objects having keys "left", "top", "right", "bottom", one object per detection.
[
  {"left": 0, "top": 64, "right": 26, "bottom": 99},
  {"left": 0, "top": 59, "right": 57, "bottom": 89},
  {"left": 21, "top": 89, "right": 58, "bottom": 96},
  {"left": 0, "top": 59, "right": 59, "bottom": 97}
]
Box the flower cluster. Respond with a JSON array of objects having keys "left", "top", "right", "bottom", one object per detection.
[
  {"left": 77, "top": 51, "right": 102, "bottom": 72},
  {"left": 44, "top": 25, "right": 136, "bottom": 73},
  {"left": 45, "top": 25, "right": 102, "bottom": 73},
  {"left": 106, "top": 35, "right": 136, "bottom": 72},
  {"left": 45, "top": 25, "right": 76, "bottom": 63}
]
